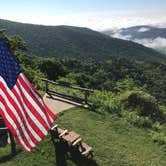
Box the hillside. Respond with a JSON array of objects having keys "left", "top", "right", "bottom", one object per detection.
[
  {"left": 1, "top": 108, "right": 166, "bottom": 166},
  {"left": 0, "top": 19, "right": 165, "bottom": 62},
  {"left": 103, "top": 25, "right": 166, "bottom": 55}
]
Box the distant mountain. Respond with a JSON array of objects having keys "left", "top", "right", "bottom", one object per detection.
[
  {"left": 103, "top": 25, "right": 166, "bottom": 55},
  {"left": 0, "top": 19, "right": 165, "bottom": 62}
]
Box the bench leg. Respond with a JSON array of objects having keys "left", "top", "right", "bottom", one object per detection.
[{"left": 8, "top": 130, "right": 16, "bottom": 155}]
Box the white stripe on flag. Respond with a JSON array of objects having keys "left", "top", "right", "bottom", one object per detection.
[
  {"left": 0, "top": 101, "right": 30, "bottom": 151},
  {"left": 20, "top": 74, "right": 54, "bottom": 123},
  {"left": 1, "top": 76, "right": 43, "bottom": 141},
  {"left": 14, "top": 84, "right": 47, "bottom": 137},
  {"left": 0, "top": 89, "right": 35, "bottom": 148},
  {"left": 13, "top": 85, "right": 42, "bottom": 141},
  {"left": 17, "top": 79, "right": 50, "bottom": 129}
]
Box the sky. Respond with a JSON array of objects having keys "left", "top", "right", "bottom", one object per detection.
[{"left": 0, "top": 0, "right": 166, "bottom": 30}]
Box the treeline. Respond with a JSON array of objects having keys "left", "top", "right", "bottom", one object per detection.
[
  {"left": 61, "top": 58, "right": 166, "bottom": 104},
  {"left": 16, "top": 51, "right": 166, "bottom": 105},
  {"left": 3, "top": 34, "right": 166, "bottom": 105}
]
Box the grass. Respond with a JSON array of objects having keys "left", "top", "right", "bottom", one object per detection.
[{"left": 0, "top": 108, "right": 166, "bottom": 166}]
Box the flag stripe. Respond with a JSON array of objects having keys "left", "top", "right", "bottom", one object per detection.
[
  {"left": 16, "top": 82, "right": 49, "bottom": 134},
  {"left": 0, "top": 89, "right": 35, "bottom": 148},
  {"left": 0, "top": 102, "right": 31, "bottom": 151},
  {"left": 18, "top": 78, "right": 51, "bottom": 129},
  {"left": 0, "top": 80, "right": 40, "bottom": 145},
  {"left": 12, "top": 87, "right": 41, "bottom": 143},
  {"left": 20, "top": 74, "right": 54, "bottom": 123},
  {"left": 19, "top": 74, "right": 54, "bottom": 125},
  {"left": 14, "top": 81, "right": 48, "bottom": 136},
  {"left": 0, "top": 76, "right": 43, "bottom": 142}
]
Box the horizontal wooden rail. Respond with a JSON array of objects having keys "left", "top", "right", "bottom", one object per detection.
[
  {"left": 41, "top": 78, "right": 93, "bottom": 105},
  {"left": 41, "top": 78, "right": 93, "bottom": 92}
]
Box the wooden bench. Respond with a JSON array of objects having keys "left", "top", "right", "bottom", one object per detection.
[
  {"left": 79, "top": 142, "right": 93, "bottom": 157},
  {"left": 51, "top": 124, "right": 93, "bottom": 158}
]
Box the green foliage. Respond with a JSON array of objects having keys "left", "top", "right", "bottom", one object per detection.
[
  {"left": 150, "top": 131, "right": 166, "bottom": 145},
  {"left": 120, "top": 91, "right": 165, "bottom": 122},
  {"left": 62, "top": 58, "right": 166, "bottom": 104},
  {"left": 122, "top": 111, "right": 154, "bottom": 128},
  {"left": 89, "top": 90, "right": 121, "bottom": 115},
  {"left": 39, "top": 58, "right": 67, "bottom": 81},
  {"left": 114, "top": 78, "right": 145, "bottom": 93}
]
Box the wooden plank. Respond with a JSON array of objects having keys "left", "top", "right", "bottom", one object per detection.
[
  {"left": 61, "top": 131, "right": 80, "bottom": 144},
  {"left": 47, "top": 90, "right": 85, "bottom": 103},
  {"left": 41, "top": 78, "right": 93, "bottom": 92},
  {"left": 80, "top": 142, "right": 93, "bottom": 157}
]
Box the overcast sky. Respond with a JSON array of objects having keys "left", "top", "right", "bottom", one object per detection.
[{"left": 0, "top": 0, "right": 166, "bottom": 30}]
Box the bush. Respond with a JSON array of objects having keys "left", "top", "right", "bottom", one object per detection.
[
  {"left": 120, "top": 91, "right": 164, "bottom": 122},
  {"left": 150, "top": 131, "right": 166, "bottom": 145},
  {"left": 123, "top": 111, "right": 153, "bottom": 128},
  {"left": 90, "top": 90, "right": 121, "bottom": 115}
]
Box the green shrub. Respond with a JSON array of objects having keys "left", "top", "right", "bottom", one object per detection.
[
  {"left": 90, "top": 90, "right": 121, "bottom": 115},
  {"left": 123, "top": 111, "right": 153, "bottom": 128},
  {"left": 120, "top": 90, "right": 164, "bottom": 122},
  {"left": 150, "top": 131, "right": 166, "bottom": 145}
]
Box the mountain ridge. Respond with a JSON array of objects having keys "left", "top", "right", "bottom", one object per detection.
[{"left": 0, "top": 19, "right": 165, "bottom": 62}]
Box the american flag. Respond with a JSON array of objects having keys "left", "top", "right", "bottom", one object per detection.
[{"left": 0, "top": 39, "right": 56, "bottom": 151}]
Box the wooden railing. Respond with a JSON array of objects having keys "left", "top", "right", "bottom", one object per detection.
[{"left": 41, "top": 78, "right": 93, "bottom": 105}]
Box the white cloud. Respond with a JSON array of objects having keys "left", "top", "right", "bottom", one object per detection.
[
  {"left": 112, "top": 32, "right": 132, "bottom": 40},
  {"left": 111, "top": 30, "right": 166, "bottom": 50},
  {"left": 137, "top": 27, "right": 150, "bottom": 32},
  {"left": 134, "top": 37, "right": 166, "bottom": 49},
  {"left": 110, "top": 29, "right": 166, "bottom": 51}
]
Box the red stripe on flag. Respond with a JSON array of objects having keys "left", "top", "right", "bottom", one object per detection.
[
  {"left": 0, "top": 96, "right": 32, "bottom": 150},
  {"left": 0, "top": 84, "right": 38, "bottom": 145},
  {"left": 12, "top": 87, "right": 41, "bottom": 144},
  {"left": 0, "top": 73, "right": 56, "bottom": 151},
  {"left": 20, "top": 74, "right": 56, "bottom": 122},
  {"left": 14, "top": 82, "right": 48, "bottom": 137},
  {"left": 19, "top": 75, "right": 55, "bottom": 124},
  {"left": 0, "top": 106, "right": 29, "bottom": 151},
  {"left": 15, "top": 80, "right": 50, "bottom": 132}
]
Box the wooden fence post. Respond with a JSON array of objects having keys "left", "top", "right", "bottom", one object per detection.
[
  {"left": 45, "top": 80, "right": 48, "bottom": 93},
  {"left": 84, "top": 91, "right": 89, "bottom": 105}
]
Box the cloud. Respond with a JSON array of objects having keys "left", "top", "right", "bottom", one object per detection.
[
  {"left": 111, "top": 30, "right": 166, "bottom": 51},
  {"left": 137, "top": 27, "right": 150, "bottom": 32},
  {"left": 110, "top": 29, "right": 166, "bottom": 51},
  {"left": 112, "top": 32, "right": 132, "bottom": 40},
  {"left": 134, "top": 37, "right": 166, "bottom": 49}
]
